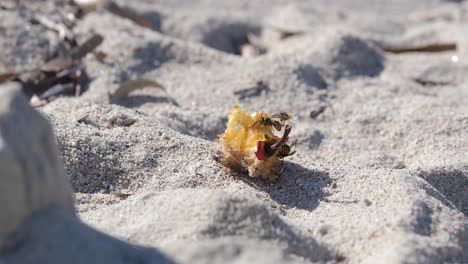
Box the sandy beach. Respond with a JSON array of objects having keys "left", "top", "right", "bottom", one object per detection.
[{"left": 0, "top": 0, "right": 467, "bottom": 263}]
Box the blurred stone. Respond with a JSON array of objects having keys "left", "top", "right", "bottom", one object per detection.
[{"left": 0, "top": 82, "right": 74, "bottom": 251}]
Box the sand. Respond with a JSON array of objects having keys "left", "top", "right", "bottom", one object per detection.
[{"left": 0, "top": 0, "right": 467, "bottom": 263}]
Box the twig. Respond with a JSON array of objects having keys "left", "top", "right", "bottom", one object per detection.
[
  {"left": 310, "top": 105, "right": 326, "bottom": 119},
  {"left": 111, "top": 192, "right": 132, "bottom": 199},
  {"left": 56, "top": 63, "right": 85, "bottom": 78},
  {"left": 278, "top": 30, "right": 304, "bottom": 40},
  {"left": 31, "top": 14, "right": 74, "bottom": 40},
  {"left": 41, "top": 34, "right": 103, "bottom": 72},
  {"left": 71, "top": 34, "right": 104, "bottom": 60},
  {"left": 413, "top": 77, "right": 453, "bottom": 86},
  {"left": 382, "top": 43, "right": 457, "bottom": 53},
  {"left": 234, "top": 80, "right": 269, "bottom": 99},
  {"left": 103, "top": 1, "right": 152, "bottom": 29},
  {"left": 39, "top": 83, "right": 75, "bottom": 100},
  {"left": 270, "top": 26, "right": 305, "bottom": 40}
]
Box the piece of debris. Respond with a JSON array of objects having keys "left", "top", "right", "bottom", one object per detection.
[
  {"left": 56, "top": 63, "right": 86, "bottom": 78},
  {"left": 0, "top": 61, "right": 17, "bottom": 84},
  {"left": 240, "top": 44, "right": 260, "bottom": 58},
  {"left": 318, "top": 225, "right": 329, "bottom": 236},
  {"left": 71, "top": 33, "right": 104, "bottom": 60},
  {"left": 111, "top": 192, "right": 132, "bottom": 200},
  {"left": 75, "top": 113, "right": 89, "bottom": 123},
  {"left": 334, "top": 251, "right": 346, "bottom": 262},
  {"left": 74, "top": 0, "right": 99, "bottom": 13},
  {"left": 278, "top": 29, "right": 304, "bottom": 40},
  {"left": 92, "top": 50, "right": 108, "bottom": 62},
  {"left": 39, "top": 83, "right": 76, "bottom": 100},
  {"left": 363, "top": 199, "right": 372, "bottom": 206},
  {"left": 109, "top": 115, "right": 137, "bottom": 127},
  {"left": 413, "top": 77, "right": 453, "bottom": 86},
  {"left": 310, "top": 105, "right": 326, "bottom": 119},
  {"left": 393, "top": 161, "right": 406, "bottom": 169},
  {"left": 24, "top": 33, "right": 103, "bottom": 101},
  {"left": 247, "top": 33, "right": 267, "bottom": 54},
  {"left": 41, "top": 34, "right": 102, "bottom": 72},
  {"left": 30, "top": 14, "right": 75, "bottom": 41},
  {"left": 103, "top": 1, "right": 153, "bottom": 29},
  {"left": 30, "top": 95, "right": 48, "bottom": 108},
  {"left": 382, "top": 43, "right": 457, "bottom": 53},
  {"left": 240, "top": 32, "right": 267, "bottom": 57},
  {"left": 234, "top": 80, "right": 269, "bottom": 99},
  {"left": 110, "top": 79, "right": 167, "bottom": 102}
]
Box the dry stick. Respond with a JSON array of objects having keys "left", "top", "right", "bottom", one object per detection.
[
  {"left": 56, "top": 63, "right": 85, "bottom": 78},
  {"left": 310, "top": 105, "right": 326, "bottom": 119},
  {"left": 412, "top": 77, "right": 453, "bottom": 87},
  {"left": 31, "top": 14, "right": 73, "bottom": 40},
  {"left": 234, "top": 80, "right": 268, "bottom": 98},
  {"left": 41, "top": 34, "right": 103, "bottom": 73},
  {"left": 268, "top": 25, "right": 305, "bottom": 40},
  {"left": 39, "top": 83, "right": 75, "bottom": 100},
  {"left": 71, "top": 34, "right": 104, "bottom": 60},
  {"left": 111, "top": 192, "right": 132, "bottom": 200},
  {"left": 382, "top": 43, "right": 457, "bottom": 54},
  {"left": 233, "top": 85, "right": 263, "bottom": 96},
  {"left": 279, "top": 30, "right": 304, "bottom": 40},
  {"left": 104, "top": 1, "right": 152, "bottom": 29}
]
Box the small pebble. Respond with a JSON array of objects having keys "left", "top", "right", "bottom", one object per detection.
[{"left": 363, "top": 199, "right": 372, "bottom": 206}]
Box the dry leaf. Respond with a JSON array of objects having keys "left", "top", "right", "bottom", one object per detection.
[{"left": 71, "top": 34, "right": 104, "bottom": 60}]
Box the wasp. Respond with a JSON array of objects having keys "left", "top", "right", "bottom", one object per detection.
[
  {"left": 271, "top": 112, "right": 292, "bottom": 122},
  {"left": 276, "top": 143, "right": 296, "bottom": 159},
  {"left": 251, "top": 111, "right": 283, "bottom": 131},
  {"left": 255, "top": 125, "right": 293, "bottom": 161}
]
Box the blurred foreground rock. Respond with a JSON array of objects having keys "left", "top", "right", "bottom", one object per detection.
[
  {"left": 0, "top": 83, "right": 172, "bottom": 264},
  {"left": 0, "top": 82, "right": 73, "bottom": 251}
]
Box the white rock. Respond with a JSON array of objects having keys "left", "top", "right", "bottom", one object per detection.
[{"left": 0, "top": 83, "right": 74, "bottom": 250}]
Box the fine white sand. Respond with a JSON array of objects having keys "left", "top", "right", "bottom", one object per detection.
[{"left": 1, "top": 0, "right": 467, "bottom": 263}]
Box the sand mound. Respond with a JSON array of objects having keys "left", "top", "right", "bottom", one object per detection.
[{"left": 82, "top": 189, "right": 332, "bottom": 262}]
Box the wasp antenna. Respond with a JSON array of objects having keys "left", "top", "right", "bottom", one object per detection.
[{"left": 251, "top": 119, "right": 260, "bottom": 127}]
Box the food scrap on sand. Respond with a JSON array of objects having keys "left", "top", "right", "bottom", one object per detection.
[{"left": 218, "top": 105, "right": 295, "bottom": 182}]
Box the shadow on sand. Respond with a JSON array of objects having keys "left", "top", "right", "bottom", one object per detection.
[
  {"left": 1, "top": 207, "right": 175, "bottom": 264},
  {"left": 240, "top": 161, "right": 332, "bottom": 211}
]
